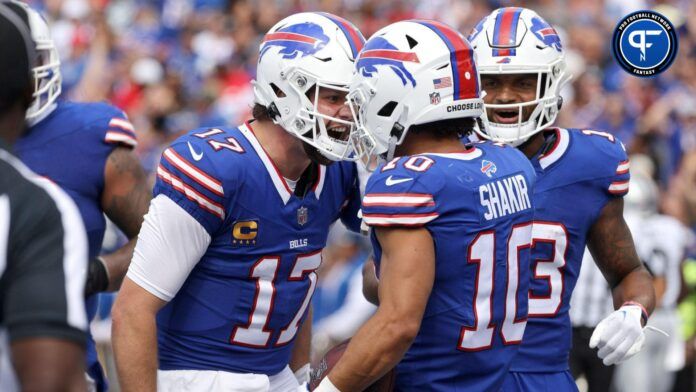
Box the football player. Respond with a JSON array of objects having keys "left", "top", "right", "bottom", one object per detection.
[
  {"left": 468, "top": 7, "right": 655, "bottom": 391},
  {"left": 8, "top": 2, "right": 151, "bottom": 391},
  {"left": 111, "top": 12, "right": 365, "bottom": 391},
  {"left": 314, "top": 20, "right": 536, "bottom": 391}
]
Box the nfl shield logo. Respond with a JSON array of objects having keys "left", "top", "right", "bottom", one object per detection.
[
  {"left": 429, "top": 92, "right": 441, "bottom": 105},
  {"left": 297, "top": 206, "right": 309, "bottom": 226}
]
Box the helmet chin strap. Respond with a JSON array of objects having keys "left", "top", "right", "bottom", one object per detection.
[{"left": 385, "top": 135, "right": 398, "bottom": 162}]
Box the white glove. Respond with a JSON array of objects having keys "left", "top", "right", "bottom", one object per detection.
[
  {"left": 294, "top": 363, "right": 310, "bottom": 391},
  {"left": 294, "top": 364, "right": 310, "bottom": 385},
  {"left": 589, "top": 304, "right": 646, "bottom": 366},
  {"left": 313, "top": 377, "right": 342, "bottom": 392}
]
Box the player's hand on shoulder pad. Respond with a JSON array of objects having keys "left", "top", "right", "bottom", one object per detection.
[{"left": 589, "top": 304, "right": 645, "bottom": 365}]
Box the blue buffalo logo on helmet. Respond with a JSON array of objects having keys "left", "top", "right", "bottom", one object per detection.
[
  {"left": 356, "top": 36, "right": 420, "bottom": 87},
  {"left": 530, "top": 17, "right": 562, "bottom": 52},
  {"left": 468, "top": 16, "right": 488, "bottom": 42},
  {"left": 260, "top": 22, "right": 331, "bottom": 60}
]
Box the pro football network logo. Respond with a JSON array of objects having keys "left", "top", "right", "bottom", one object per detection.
[{"left": 612, "top": 10, "right": 678, "bottom": 77}]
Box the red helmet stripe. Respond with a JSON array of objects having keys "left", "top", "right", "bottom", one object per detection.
[
  {"left": 263, "top": 32, "right": 317, "bottom": 45},
  {"left": 415, "top": 20, "right": 479, "bottom": 100},
  {"left": 318, "top": 13, "right": 365, "bottom": 57},
  {"left": 360, "top": 49, "right": 420, "bottom": 63}
]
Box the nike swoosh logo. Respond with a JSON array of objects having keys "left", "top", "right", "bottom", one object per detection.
[
  {"left": 385, "top": 175, "right": 413, "bottom": 186},
  {"left": 187, "top": 142, "right": 204, "bottom": 161}
]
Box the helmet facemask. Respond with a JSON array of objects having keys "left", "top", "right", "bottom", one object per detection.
[
  {"left": 24, "top": 6, "right": 61, "bottom": 123},
  {"left": 348, "top": 79, "right": 409, "bottom": 172},
  {"left": 468, "top": 7, "right": 577, "bottom": 146},
  {"left": 476, "top": 58, "right": 570, "bottom": 146},
  {"left": 252, "top": 12, "right": 366, "bottom": 163},
  {"left": 255, "top": 67, "right": 359, "bottom": 162}
]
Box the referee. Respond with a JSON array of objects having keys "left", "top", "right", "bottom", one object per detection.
[{"left": 0, "top": 2, "right": 89, "bottom": 391}]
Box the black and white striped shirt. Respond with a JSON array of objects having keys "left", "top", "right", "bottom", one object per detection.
[
  {"left": 0, "top": 146, "right": 88, "bottom": 390},
  {"left": 569, "top": 249, "right": 614, "bottom": 328}
]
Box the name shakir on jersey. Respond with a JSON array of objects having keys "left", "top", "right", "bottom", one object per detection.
[{"left": 479, "top": 174, "right": 532, "bottom": 221}]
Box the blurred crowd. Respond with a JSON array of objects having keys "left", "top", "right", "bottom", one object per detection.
[{"left": 26, "top": 0, "right": 696, "bottom": 390}]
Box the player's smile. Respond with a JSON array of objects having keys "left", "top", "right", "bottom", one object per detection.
[
  {"left": 326, "top": 124, "right": 350, "bottom": 141},
  {"left": 313, "top": 86, "right": 354, "bottom": 142},
  {"left": 481, "top": 73, "right": 538, "bottom": 124},
  {"left": 491, "top": 108, "right": 522, "bottom": 124}
]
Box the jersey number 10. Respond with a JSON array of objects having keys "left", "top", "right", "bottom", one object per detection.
[{"left": 460, "top": 223, "right": 532, "bottom": 350}]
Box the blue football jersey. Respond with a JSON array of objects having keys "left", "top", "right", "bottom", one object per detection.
[
  {"left": 14, "top": 100, "right": 137, "bottom": 391},
  {"left": 153, "top": 122, "right": 361, "bottom": 375},
  {"left": 362, "top": 142, "right": 536, "bottom": 392},
  {"left": 509, "top": 128, "right": 631, "bottom": 373}
]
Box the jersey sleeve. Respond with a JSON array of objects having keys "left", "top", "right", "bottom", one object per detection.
[
  {"left": 153, "top": 137, "right": 228, "bottom": 235},
  {"left": 127, "top": 195, "right": 212, "bottom": 301},
  {"left": 606, "top": 143, "right": 630, "bottom": 197},
  {"left": 102, "top": 107, "right": 138, "bottom": 148},
  {"left": 361, "top": 160, "right": 445, "bottom": 227},
  {"left": 582, "top": 130, "right": 631, "bottom": 197}
]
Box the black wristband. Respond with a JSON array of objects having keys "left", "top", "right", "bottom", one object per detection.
[{"left": 85, "top": 257, "right": 109, "bottom": 297}]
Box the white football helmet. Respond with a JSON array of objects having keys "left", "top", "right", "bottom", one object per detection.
[
  {"left": 468, "top": 7, "right": 571, "bottom": 146},
  {"left": 624, "top": 174, "right": 659, "bottom": 217},
  {"left": 10, "top": 1, "right": 61, "bottom": 122},
  {"left": 253, "top": 12, "right": 365, "bottom": 161},
  {"left": 349, "top": 20, "right": 485, "bottom": 169}
]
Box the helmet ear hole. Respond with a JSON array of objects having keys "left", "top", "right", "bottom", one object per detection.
[
  {"left": 270, "top": 83, "right": 287, "bottom": 98},
  {"left": 557, "top": 96, "right": 563, "bottom": 110},
  {"left": 267, "top": 102, "right": 281, "bottom": 121},
  {"left": 377, "top": 101, "right": 398, "bottom": 117}
]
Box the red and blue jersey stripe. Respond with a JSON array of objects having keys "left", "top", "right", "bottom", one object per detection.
[
  {"left": 318, "top": 12, "right": 365, "bottom": 58},
  {"left": 492, "top": 7, "right": 523, "bottom": 56},
  {"left": 414, "top": 20, "right": 479, "bottom": 101}
]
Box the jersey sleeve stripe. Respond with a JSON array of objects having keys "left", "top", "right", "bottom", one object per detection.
[
  {"left": 106, "top": 127, "right": 136, "bottom": 140},
  {"left": 109, "top": 118, "right": 135, "bottom": 133},
  {"left": 157, "top": 165, "right": 225, "bottom": 219},
  {"left": 363, "top": 212, "right": 439, "bottom": 226},
  {"left": 608, "top": 180, "right": 629, "bottom": 194},
  {"left": 163, "top": 148, "right": 224, "bottom": 197},
  {"left": 105, "top": 131, "right": 137, "bottom": 147},
  {"left": 106, "top": 127, "right": 136, "bottom": 139},
  {"left": 363, "top": 194, "right": 435, "bottom": 207},
  {"left": 616, "top": 160, "right": 630, "bottom": 175}
]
